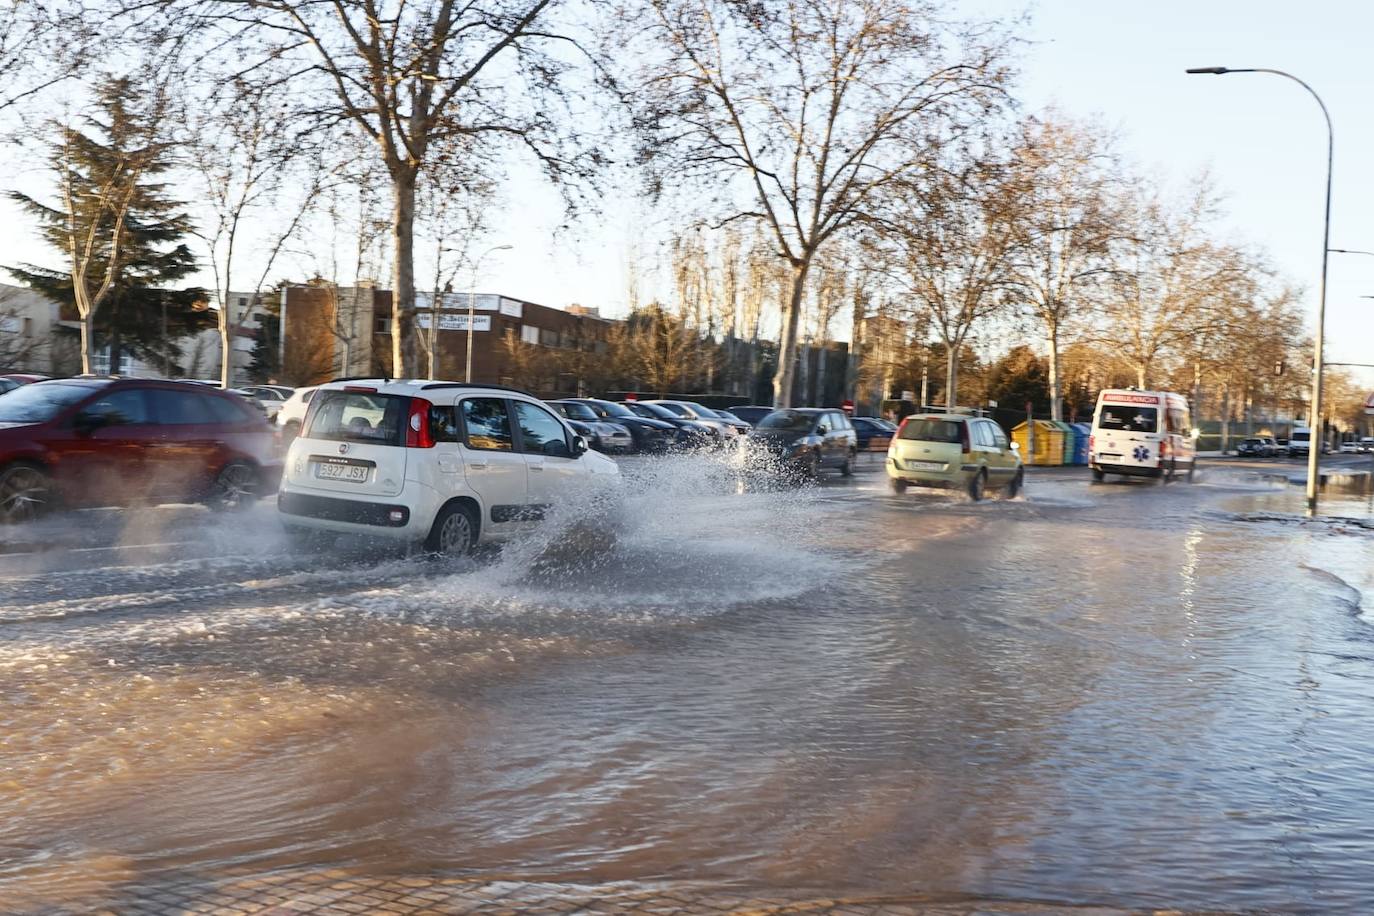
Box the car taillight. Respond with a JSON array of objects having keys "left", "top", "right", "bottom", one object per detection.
[
  {"left": 407, "top": 397, "right": 435, "bottom": 448},
  {"left": 1089, "top": 434, "right": 1095, "bottom": 453}
]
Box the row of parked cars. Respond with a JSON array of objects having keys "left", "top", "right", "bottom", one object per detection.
[
  {"left": 1236, "top": 435, "right": 1374, "bottom": 458},
  {"left": 0, "top": 373, "right": 900, "bottom": 528}
]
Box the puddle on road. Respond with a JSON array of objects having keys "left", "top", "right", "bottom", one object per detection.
[{"left": 3, "top": 458, "right": 1374, "bottom": 913}]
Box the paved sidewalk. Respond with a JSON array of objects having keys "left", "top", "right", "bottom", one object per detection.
[{"left": 10, "top": 869, "right": 1240, "bottom": 916}]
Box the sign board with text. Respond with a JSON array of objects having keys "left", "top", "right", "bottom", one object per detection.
[
  {"left": 414, "top": 293, "right": 523, "bottom": 318},
  {"left": 416, "top": 314, "right": 491, "bottom": 332}
]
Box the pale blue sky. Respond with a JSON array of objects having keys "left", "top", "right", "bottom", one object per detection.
[{"left": 2, "top": 1, "right": 1370, "bottom": 383}]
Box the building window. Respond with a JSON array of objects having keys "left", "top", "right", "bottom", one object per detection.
[
  {"left": 539, "top": 328, "right": 558, "bottom": 347},
  {"left": 375, "top": 316, "right": 391, "bottom": 334},
  {"left": 521, "top": 324, "right": 539, "bottom": 345}
]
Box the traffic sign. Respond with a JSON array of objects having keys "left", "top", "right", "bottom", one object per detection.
[{"left": 840, "top": 399, "right": 855, "bottom": 414}]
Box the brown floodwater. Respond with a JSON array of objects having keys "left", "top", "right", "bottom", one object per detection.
[{"left": 2, "top": 456, "right": 1373, "bottom": 913}]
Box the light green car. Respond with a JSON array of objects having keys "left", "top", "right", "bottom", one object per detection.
[{"left": 886, "top": 413, "right": 1024, "bottom": 501}]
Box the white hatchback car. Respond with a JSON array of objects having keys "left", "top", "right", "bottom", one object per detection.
[{"left": 278, "top": 380, "right": 620, "bottom": 554}]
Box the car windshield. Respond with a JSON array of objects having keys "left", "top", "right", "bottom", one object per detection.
[
  {"left": 585, "top": 400, "right": 634, "bottom": 419},
  {"left": 1096, "top": 405, "right": 1158, "bottom": 433},
  {"left": 899, "top": 418, "right": 962, "bottom": 443},
  {"left": 682, "top": 402, "right": 716, "bottom": 417},
  {"left": 0, "top": 382, "right": 95, "bottom": 423},
  {"left": 1292, "top": 431, "right": 1311, "bottom": 442},
  {"left": 652, "top": 402, "right": 690, "bottom": 417},
  {"left": 554, "top": 402, "right": 598, "bottom": 421},
  {"left": 716, "top": 410, "right": 742, "bottom": 422},
  {"left": 758, "top": 410, "right": 816, "bottom": 432}
]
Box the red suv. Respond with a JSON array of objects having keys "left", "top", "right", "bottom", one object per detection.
[{"left": 0, "top": 378, "right": 280, "bottom": 523}]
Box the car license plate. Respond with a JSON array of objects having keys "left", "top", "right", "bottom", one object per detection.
[
  {"left": 906, "top": 460, "right": 944, "bottom": 471},
  {"left": 315, "top": 462, "right": 369, "bottom": 482}
]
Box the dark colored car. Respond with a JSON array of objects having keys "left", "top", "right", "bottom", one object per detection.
[
  {"left": 619, "top": 401, "right": 714, "bottom": 447},
  {"left": 745, "top": 407, "right": 858, "bottom": 477},
  {"left": 547, "top": 401, "right": 634, "bottom": 453},
  {"left": 565, "top": 398, "right": 677, "bottom": 453},
  {"left": 727, "top": 405, "right": 775, "bottom": 426},
  {"left": 708, "top": 408, "right": 752, "bottom": 436},
  {"left": 850, "top": 416, "right": 894, "bottom": 451},
  {"left": 0, "top": 378, "right": 280, "bottom": 523},
  {"left": 1236, "top": 437, "right": 1273, "bottom": 458}
]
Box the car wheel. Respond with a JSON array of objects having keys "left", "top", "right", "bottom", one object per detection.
[
  {"left": 807, "top": 451, "right": 821, "bottom": 479},
  {"left": 426, "top": 503, "right": 476, "bottom": 556},
  {"left": 0, "top": 462, "right": 53, "bottom": 524},
  {"left": 1005, "top": 468, "right": 1024, "bottom": 498},
  {"left": 968, "top": 468, "right": 987, "bottom": 502},
  {"left": 889, "top": 477, "right": 908, "bottom": 494},
  {"left": 1187, "top": 461, "right": 1196, "bottom": 482},
  {"left": 840, "top": 449, "right": 856, "bottom": 477},
  {"left": 206, "top": 461, "right": 260, "bottom": 511},
  {"left": 1091, "top": 466, "right": 1105, "bottom": 483}
]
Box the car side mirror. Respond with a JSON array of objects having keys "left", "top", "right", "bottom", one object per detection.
[
  {"left": 817, "top": 425, "right": 829, "bottom": 435},
  {"left": 572, "top": 435, "right": 589, "bottom": 457}
]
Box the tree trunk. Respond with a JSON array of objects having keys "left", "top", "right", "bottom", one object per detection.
[
  {"left": 219, "top": 312, "right": 233, "bottom": 387},
  {"left": 772, "top": 260, "right": 810, "bottom": 408},
  {"left": 390, "top": 167, "right": 418, "bottom": 379},
  {"left": 1047, "top": 323, "right": 1062, "bottom": 421},
  {"left": 79, "top": 313, "right": 93, "bottom": 376},
  {"left": 1136, "top": 363, "right": 1147, "bottom": 389},
  {"left": 944, "top": 340, "right": 959, "bottom": 410}
]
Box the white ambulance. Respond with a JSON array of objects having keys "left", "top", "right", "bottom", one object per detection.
[{"left": 1089, "top": 389, "right": 1197, "bottom": 482}]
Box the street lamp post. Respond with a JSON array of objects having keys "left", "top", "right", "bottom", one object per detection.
[
  {"left": 1186, "top": 66, "right": 1333, "bottom": 514},
  {"left": 464, "top": 244, "right": 513, "bottom": 383}
]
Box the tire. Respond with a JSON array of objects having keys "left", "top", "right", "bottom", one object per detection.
[
  {"left": 1091, "top": 466, "right": 1105, "bottom": 483},
  {"left": 1187, "top": 461, "right": 1196, "bottom": 483},
  {"left": 805, "top": 451, "right": 821, "bottom": 479},
  {"left": 840, "top": 449, "right": 856, "bottom": 477},
  {"left": 890, "top": 477, "right": 908, "bottom": 494},
  {"left": 205, "top": 461, "right": 259, "bottom": 512},
  {"left": 1005, "top": 468, "right": 1024, "bottom": 498},
  {"left": 0, "top": 462, "right": 54, "bottom": 524},
  {"left": 425, "top": 502, "right": 477, "bottom": 557},
  {"left": 968, "top": 468, "right": 987, "bottom": 502}
]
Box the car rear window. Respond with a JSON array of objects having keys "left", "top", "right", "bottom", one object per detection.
[
  {"left": 306, "top": 391, "right": 406, "bottom": 446},
  {"left": 899, "top": 418, "right": 962, "bottom": 443},
  {"left": 1096, "top": 406, "right": 1157, "bottom": 433}
]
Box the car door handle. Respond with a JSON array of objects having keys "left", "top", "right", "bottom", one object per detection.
[
  {"left": 467, "top": 457, "right": 490, "bottom": 469},
  {"left": 527, "top": 457, "right": 545, "bottom": 470}
]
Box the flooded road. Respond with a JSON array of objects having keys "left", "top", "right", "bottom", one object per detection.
[{"left": 2, "top": 455, "right": 1374, "bottom": 914}]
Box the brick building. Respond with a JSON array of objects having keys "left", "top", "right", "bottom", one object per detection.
[{"left": 277, "top": 284, "right": 612, "bottom": 394}]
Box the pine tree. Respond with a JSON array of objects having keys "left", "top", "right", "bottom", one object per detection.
[{"left": 7, "top": 77, "right": 209, "bottom": 375}]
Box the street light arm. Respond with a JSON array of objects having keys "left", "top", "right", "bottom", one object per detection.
[{"left": 1186, "top": 64, "right": 1333, "bottom": 514}]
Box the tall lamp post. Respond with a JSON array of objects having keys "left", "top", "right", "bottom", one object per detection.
[
  {"left": 465, "top": 244, "right": 513, "bottom": 383},
  {"left": 1186, "top": 66, "right": 1332, "bottom": 514}
]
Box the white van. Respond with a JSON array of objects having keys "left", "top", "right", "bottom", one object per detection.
[
  {"left": 1089, "top": 389, "right": 1196, "bottom": 482},
  {"left": 1287, "top": 427, "right": 1311, "bottom": 458},
  {"left": 278, "top": 380, "right": 620, "bottom": 555}
]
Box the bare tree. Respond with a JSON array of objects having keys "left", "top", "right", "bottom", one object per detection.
[
  {"left": 1003, "top": 114, "right": 1120, "bottom": 420},
  {"left": 185, "top": 71, "right": 329, "bottom": 387},
  {"left": 0, "top": 1, "right": 89, "bottom": 118},
  {"left": 628, "top": 0, "right": 1014, "bottom": 406},
  {"left": 170, "top": 0, "right": 606, "bottom": 378},
  {"left": 1101, "top": 179, "right": 1251, "bottom": 388},
  {"left": 873, "top": 158, "right": 1016, "bottom": 410}
]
